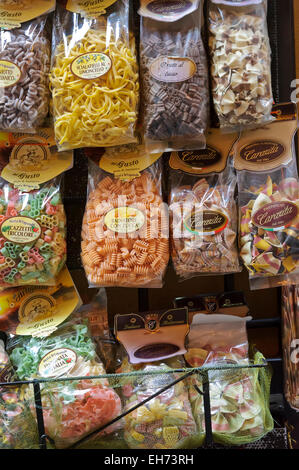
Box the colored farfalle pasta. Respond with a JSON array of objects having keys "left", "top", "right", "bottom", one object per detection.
[
  {"left": 0, "top": 180, "right": 66, "bottom": 288},
  {"left": 81, "top": 158, "right": 169, "bottom": 288},
  {"left": 50, "top": 2, "right": 139, "bottom": 151}
]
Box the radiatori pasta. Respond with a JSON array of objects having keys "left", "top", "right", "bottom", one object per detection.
[
  {"left": 81, "top": 151, "right": 169, "bottom": 288},
  {"left": 50, "top": 2, "right": 139, "bottom": 151}
]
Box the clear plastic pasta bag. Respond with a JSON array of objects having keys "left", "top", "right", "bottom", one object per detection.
[
  {"left": 0, "top": 3, "right": 53, "bottom": 132},
  {"left": 117, "top": 355, "right": 204, "bottom": 449},
  {"left": 50, "top": 0, "right": 139, "bottom": 151},
  {"left": 0, "top": 336, "right": 38, "bottom": 449},
  {"left": 208, "top": 0, "right": 273, "bottom": 131},
  {"left": 169, "top": 129, "right": 240, "bottom": 279},
  {"left": 282, "top": 285, "right": 299, "bottom": 411},
  {"left": 8, "top": 313, "right": 122, "bottom": 449},
  {"left": 139, "top": 0, "right": 209, "bottom": 152},
  {"left": 235, "top": 103, "right": 299, "bottom": 290},
  {"left": 81, "top": 147, "right": 169, "bottom": 288}
]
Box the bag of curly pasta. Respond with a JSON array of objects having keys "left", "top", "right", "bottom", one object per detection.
[
  {"left": 0, "top": 1, "right": 54, "bottom": 133},
  {"left": 81, "top": 145, "right": 169, "bottom": 288},
  {"left": 50, "top": 0, "right": 139, "bottom": 151},
  {"left": 208, "top": 0, "right": 273, "bottom": 131}
]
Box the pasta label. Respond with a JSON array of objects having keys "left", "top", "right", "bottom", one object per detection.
[
  {"left": 100, "top": 150, "right": 162, "bottom": 180},
  {"left": 139, "top": 0, "right": 199, "bottom": 21},
  {"left": 240, "top": 141, "right": 285, "bottom": 164},
  {"left": 38, "top": 348, "right": 77, "bottom": 378},
  {"left": 183, "top": 210, "right": 228, "bottom": 235},
  {"left": 104, "top": 207, "right": 145, "bottom": 233},
  {"left": 150, "top": 57, "right": 197, "bottom": 83},
  {"left": 0, "top": 60, "right": 21, "bottom": 88},
  {"left": 66, "top": 0, "right": 118, "bottom": 17},
  {"left": 252, "top": 202, "right": 298, "bottom": 231},
  {"left": 71, "top": 53, "right": 112, "bottom": 80},
  {"left": 1, "top": 217, "right": 41, "bottom": 244},
  {"left": 0, "top": 1, "right": 56, "bottom": 30}
]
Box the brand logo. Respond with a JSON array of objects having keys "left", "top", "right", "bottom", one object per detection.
[
  {"left": 205, "top": 296, "right": 219, "bottom": 313},
  {"left": 147, "top": 0, "right": 192, "bottom": 15},
  {"left": 252, "top": 202, "right": 298, "bottom": 230},
  {"left": 178, "top": 147, "right": 221, "bottom": 168},
  {"left": 150, "top": 56, "right": 196, "bottom": 83},
  {"left": 1, "top": 217, "right": 41, "bottom": 244},
  {"left": 38, "top": 348, "right": 77, "bottom": 378},
  {"left": 18, "top": 294, "right": 56, "bottom": 324},
  {"left": 71, "top": 52, "right": 112, "bottom": 80},
  {"left": 240, "top": 141, "right": 285, "bottom": 163},
  {"left": 10, "top": 137, "right": 50, "bottom": 169},
  {"left": 104, "top": 206, "right": 145, "bottom": 233},
  {"left": 184, "top": 210, "right": 228, "bottom": 235}
]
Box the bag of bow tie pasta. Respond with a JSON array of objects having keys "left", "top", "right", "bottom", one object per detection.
[
  {"left": 0, "top": 128, "right": 72, "bottom": 288},
  {"left": 139, "top": 0, "right": 209, "bottom": 152},
  {"left": 50, "top": 0, "right": 139, "bottom": 151},
  {"left": 81, "top": 146, "right": 169, "bottom": 288},
  {"left": 235, "top": 102, "right": 299, "bottom": 290},
  {"left": 0, "top": 1, "right": 54, "bottom": 133},
  {"left": 169, "top": 128, "right": 240, "bottom": 279},
  {"left": 208, "top": 0, "right": 274, "bottom": 131}
]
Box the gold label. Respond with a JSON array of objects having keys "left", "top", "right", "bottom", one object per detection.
[
  {"left": 1, "top": 216, "right": 41, "bottom": 244},
  {"left": 71, "top": 53, "right": 112, "bottom": 80},
  {"left": 38, "top": 348, "right": 77, "bottom": 378},
  {"left": 0, "top": 1, "right": 55, "bottom": 30},
  {"left": 150, "top": 57, "right": 196, "bottom": 83},
  {"left": 104, "top": 207, "right": 145, "bottom": 233},
  {"left": 66, "top": 0, "right": 117, "bottom": 17},
  {"left": 0, "top": 60, "right": 21, "bottom": 88},
  {"left": 100, "top": 150, "right": 162, "bottom": 180}
]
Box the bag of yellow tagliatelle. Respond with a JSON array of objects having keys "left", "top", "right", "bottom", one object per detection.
[{"left": 50, "top": 0, "right": 139, "bottom": 151}]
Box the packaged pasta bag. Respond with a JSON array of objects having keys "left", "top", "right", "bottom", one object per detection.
[
  {"left": 81, "top": 146, "right": 169, "bottom": 288},
  {"left": 0, "top": 128, "right": 72, "bottom": 288},
  {"left": 169, "top": 128, "right": 240, "bottom": 279},
  {"left": 0, "top": 1, "right": 54, "bottom": 133},
  {"left": 174, "top": 293, "right": 274, "bottom": 446},
  {"left": 115, "top": 307, "right": 203, "bottom": 449},
  {"left": 139, "top": 0, "right": 209, "bottom": 152},
  {"left": 0, "top": 333, "right": 39, "bottom": 449},
  {"left": 50, "top": 0, "right": 139, "bottom": 151},
  {"left": 282, "top": 285, "right": 299, "bottom": 411},
  {"left": 208, "top": 0, "right": 274, "bottom": 131},
  {"left": 7, "top": 301, "right": 122, "bottom": 449},
  {"left": 235, "top": 102, "right": 299, "bottom": 290}
]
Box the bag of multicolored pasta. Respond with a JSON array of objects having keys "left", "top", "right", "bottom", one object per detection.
[
  {"left": 235, "top": 103, "right": 299, "bottom": 290},
  {"left": 81, "top": 146, "right": 169, "bottom": 288},
  {"left": 169, "top": 128, "right": 240, "bottom": 279},
  {"left": 0, "top": 1, "right": 54, "bottom": 133},
  {"left": 50, "top": 0, "right": 139, "bottom": 151},
  {"left": 208, "top": 0, "right": 273, "bottom": 131},
  {"left": 0, "top": 128, "right": 72, "bottom": 288},
  {"left": 139, "top": 0, "right": 209, "bottom": 152}
]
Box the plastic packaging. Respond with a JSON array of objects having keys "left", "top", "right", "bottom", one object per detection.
[
  {"left": 208, "top": 0, "right": 273, "bottom": 131},
  {"left": 0, "top": 4, "right": 53, "bottom": 132},
  {"left": 81, "top": 149, "right": 169, "bottom": 288},
  {"left": 169, "top": 129, "right": 240, "bottom": 279},
  {"left": 139, "top": 0, "right": 209, "bottom": 151},
  {"left": 50, "top": 0, "right": 139, "bottom": 151}
]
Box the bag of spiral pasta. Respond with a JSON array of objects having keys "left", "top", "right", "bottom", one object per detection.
[
  {"left": 81, "top": 145, "right": 169, "bottom": 288},
  {"left": 0, "top": 1, "right": 54, "bottom": 133},
  {"left": 169, "top": 128, "right": 240, "bottom": 279},
  {"left": 50, "top": 0, "right": 139, "bottom": 151}
]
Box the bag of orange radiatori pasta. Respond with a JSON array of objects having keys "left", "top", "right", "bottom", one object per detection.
[{"left": 81, "top": 146, "right": 169, "bottom": 288}]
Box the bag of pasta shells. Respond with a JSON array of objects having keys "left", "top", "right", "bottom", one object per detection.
[
  {"left": 81, "top": 146, "right": 169, "bottom": 288},
  {"left": 169, "top": 128, "right": 240, "bottom": 279},
  {"left": 0, "top": 1, "right": 53, "bottom": 132},
  {"left": 50, "top": 0, "right": 139, "bottom": 151}
]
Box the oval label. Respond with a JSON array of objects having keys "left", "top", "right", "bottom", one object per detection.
[
  {"left": 184, "top": 210, "right": 228, "bottom": 235},
  {"left": 0, "top": 60, "right": 21, "bottom": 88},
  {"left": 178, "top": 147, "right": 221, "bottom": 169},
  {"left": 104, "top": 207, "right": 145, "bottom": 233},
  {"left": 240, "top": 141, "right": 285, "bottom": 163},
  {"left": 150, "top": 56, "right": 196, "bottom": 83},
  {"left": 147, "top": 0, "right": 192, "bottom": 15},
  {"left": 71, "top": 52, "right": 112, "bottom": 80},
  {"left": 1, "top": 216, "right": 41, "bottom": 244},
  {"left": 38, "top": 348, "right": 77, "bottom": 378},
  {"left": 252, "top": 202, "right": 298, "bottom": 230}
]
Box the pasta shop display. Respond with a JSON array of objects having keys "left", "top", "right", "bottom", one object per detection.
[
  {"left": 81, "top": 147, "right": 169, "bottom": 288},
  {"left": 169, "top": 129, "right": 240, "bottom": 279},
  {"left": 50, "top": 0, "right": 139, "bottom": 151},
  {"left": 208, "top": 0, "right": 273, "bottom": 131},
  {"left": 235, "top": 103, "right": 299, "bottom": 290},
  {"left": 139, "top": 0, "right": 209, "bottom": 151},
  {"left": 0, "top": 1, "right": 54, "bottom": 132},
  {"left": 0, "top": 128, "right": 73, "bottom": 288}
]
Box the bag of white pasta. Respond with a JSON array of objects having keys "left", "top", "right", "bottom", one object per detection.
[
  {"left": 0, "top": 1, "right": 54, "bottom": 132},
  {"left": 50, "top": 0, "right": 139, "bottom": 151}
]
